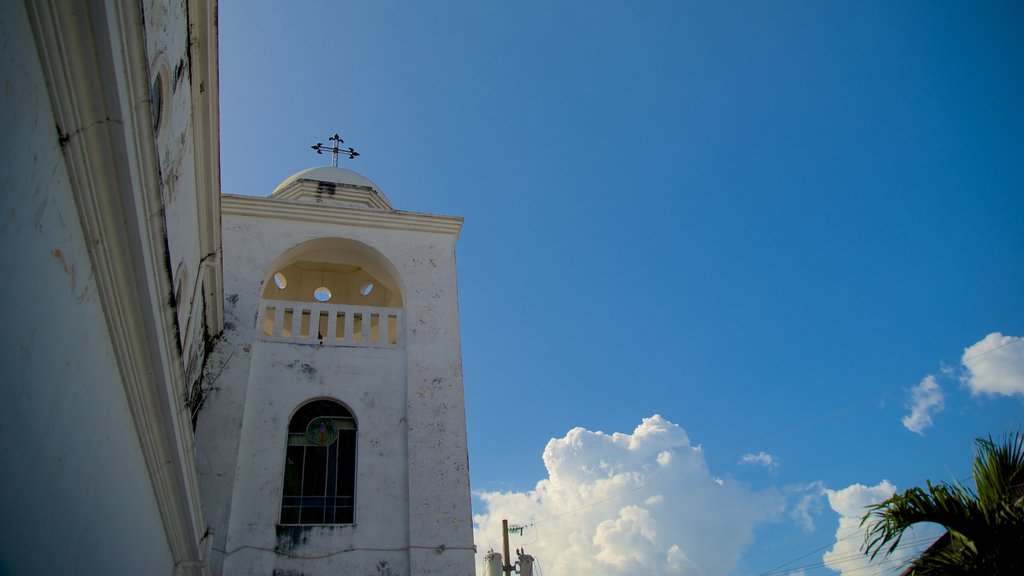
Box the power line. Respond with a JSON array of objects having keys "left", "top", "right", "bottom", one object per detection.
[
  {"left": 960, "top": 336, "right": 1021, "bottom": 365},
  {"left": 757, "top": 533, "right": 856, "bottom": 575},
  {"left": 758, "top": 532, "right": 941, "bottom": 576},
  {"left": 762, "top": 536, "right": 934, "bottom": 576},
  {"left": 529, "top": 481, "right": 652, "bottom": 526}
]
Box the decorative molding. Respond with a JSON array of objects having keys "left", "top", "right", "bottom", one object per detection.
[
  {"left": 188, "top": 0, "right": 224, "bottom": 338},
  {"left": 25, "top": 1, "right": 209, "bottom": 573},
  {"left": 222, "top": 194, "right": 464, "bottom": 238}
]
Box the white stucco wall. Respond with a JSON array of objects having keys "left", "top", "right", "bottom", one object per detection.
[
  {"left": 197, "top": 188, "right": 474, "bottom": 575},
  {"left": 0, "top": 3, "right": 175, "bottom": 573},
  {"left": 223, "top": 343, "right": 411, "bottom": 575},
  {"left": 142, "top": 0, "right": 213, "bottom": 404},
  {"left": 144, "top": 0, "right": 202, "bottom": 287}
]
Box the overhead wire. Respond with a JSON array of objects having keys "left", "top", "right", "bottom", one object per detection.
[
  {"left": 521, "top": 522, "right": 540, "bottom": 546},
  {"left": 960, "top": 336, "right": 1020, "bottom": 365},
  {"left": 762, "top": 539, "right": 926, "bottom": 576},
  {"left": 757, "top": 530, "right": 860, "bottom": 575},
  {"left": 757, "top": 518, "right": 946, "bottom": 569},
  {"left": 530, "top": 480, "right": 651, "bottom": 526}
]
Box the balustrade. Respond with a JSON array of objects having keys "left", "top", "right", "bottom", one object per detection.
[{"left": 259, "top": 299, "right": 403, "bottom": 348}]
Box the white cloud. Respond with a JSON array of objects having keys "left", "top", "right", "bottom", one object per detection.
[
  {"left": 961, "top": 333, "right": 1024, "bottom": 397},
  {"left": 789, "top": 481, "right": 826, "bottom": 533},
  {"left": 823, "top": 481, "right": 901, "bottom": 575},
  {"left": 740, "top": 451, "right": 779, "bottom": 471},
  {"left": 645, "top": 494, "right": 664, "bottom": 506},
  {"left": 901, "top": 375, "right": 945, "bottom": 434},
  {"left": 823, "top": 481, "right": 943, "bottom": 576},
  {"left": 473, "top": 415, "right": 783, "bottom": 576}
]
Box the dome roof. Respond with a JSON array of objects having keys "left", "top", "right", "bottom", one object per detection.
[
  {"left": 273, "top": 166, "right": 381, "bottom": 195},
  {"left": 271, "top": 166, "right": 392, "bottom": 210}
]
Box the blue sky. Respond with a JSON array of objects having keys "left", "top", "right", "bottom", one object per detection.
[{"left": 219, "top": 2, "right": 1024, "bottom": 574}]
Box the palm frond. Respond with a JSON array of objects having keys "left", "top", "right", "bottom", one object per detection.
[
  {"left": 973, "top": 426, "right": 1024, "bottom": 513},
  {"left": 861, "top": 482, "right": 975, "bottom": 559},
  {"left": 861, "top": 425, "right": 1024, "bottom": 574}
]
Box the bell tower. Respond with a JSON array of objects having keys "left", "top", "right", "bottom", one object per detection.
[{"left": 197, "top": 166, "right": 474, "bottom": 576}]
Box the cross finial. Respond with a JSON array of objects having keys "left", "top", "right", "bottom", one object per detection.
[{"left": 311, "top": 133, "right": 360, "bottom": 167}]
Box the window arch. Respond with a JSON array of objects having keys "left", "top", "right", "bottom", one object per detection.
[{"left": 280, "top": 399, "right": 356, "bottom": 525}]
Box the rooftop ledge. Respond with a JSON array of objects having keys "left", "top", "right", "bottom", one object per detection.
[{"left": 221, "top": 193, "right": 464, "bottom": 237}]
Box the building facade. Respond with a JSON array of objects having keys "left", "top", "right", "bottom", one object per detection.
[
  {"left": 2, "top": 0, "right": 220, "bottom": 574},
  {"left": 198, "top": 167, "right": 475, "bottom": 575},
  {"left": 2, "top": 2, "right": 474, "bottom": 575}
]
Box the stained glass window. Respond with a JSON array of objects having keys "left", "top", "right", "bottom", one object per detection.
[{"left": 280, "top": 400, "right": 356, "bottom": 525}]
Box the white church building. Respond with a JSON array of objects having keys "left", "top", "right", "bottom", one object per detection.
[{"left": 1, "top": 2, "right": 475, "bottom": 575}]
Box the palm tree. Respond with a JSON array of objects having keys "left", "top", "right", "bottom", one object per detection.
[{"left": 861, "top": 428, "right": 1024, "bottom": 575}]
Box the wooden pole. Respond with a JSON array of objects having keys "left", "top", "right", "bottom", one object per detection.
[{"left": 502, "top": 518, "right": 513, "bottom": 576}]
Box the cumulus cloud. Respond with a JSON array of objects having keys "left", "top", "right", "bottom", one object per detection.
[
  {"left": 789, "top": 481, "right": 826, "bottom": 533},
  {"left": 901, "top": 375, "right": 945, "bottom": 434},
  {"left": 961, "top": 333, "right": 1024, "bottom": 398},
  {"left": 739, "top": 451, "right": 779, "bottom": 471},
  {"left": 473, "top": 416, "right": 783, "bottom": 576},
  {"left": 823, "top": 481, "right": 942, "bottom": 576},
  {"left": 823, "top": 481, "right": 901, "bottom": 575}
]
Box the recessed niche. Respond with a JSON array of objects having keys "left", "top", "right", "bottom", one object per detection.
[{"left": 150, "top": 72, "right": 163, "bottom": 132}]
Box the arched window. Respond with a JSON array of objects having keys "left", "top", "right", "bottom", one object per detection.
[{"left": 280, "top": 400, "right": 356, "bottom": 525}]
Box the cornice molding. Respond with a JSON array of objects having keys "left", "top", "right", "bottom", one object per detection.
[
  {"left": 222, "top": 194, "right": 464, "bottom": 238},
  {"left": 25, "top": 1, "right": 209, "bottom": 573},
  {"left": 188, "top": 0, "right": 224, "bottom": 336}
]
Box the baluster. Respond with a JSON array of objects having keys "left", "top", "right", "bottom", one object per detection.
[
  {"left": 262, "top": 305, "right": 276, "bottom": 337},
  {"left": 290, "top": 307, "right": 301, "bottom": 340},
  {"left": 281, "top": 307, "right": 293, "bottom": 338},
  {"left": 326, "top": 308, "right": 337, "bottom": 343},
  {"left": 299, "top": 307, "right": 312, "bottom": 340}
]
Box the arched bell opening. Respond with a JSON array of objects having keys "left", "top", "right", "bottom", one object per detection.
[
  {"left": 265, "top": 261, "right": 399, "bottom": 307},
  {"left": 261, "top": 238, "right": 402, "bottom": 308},
  {"left": 258, "top": 238, "right": 405, "bottom": 348}
]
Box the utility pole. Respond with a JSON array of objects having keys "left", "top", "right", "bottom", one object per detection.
[
  {"left": 502, "top": 519, "right": 513, "bottom": 576},
  {"left": 487, "top": 520, "right": 534, "bottom": 576}
]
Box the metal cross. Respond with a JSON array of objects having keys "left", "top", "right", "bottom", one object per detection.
[{"left": 311, "top": 133, "right": 359, "bottom": 167}]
